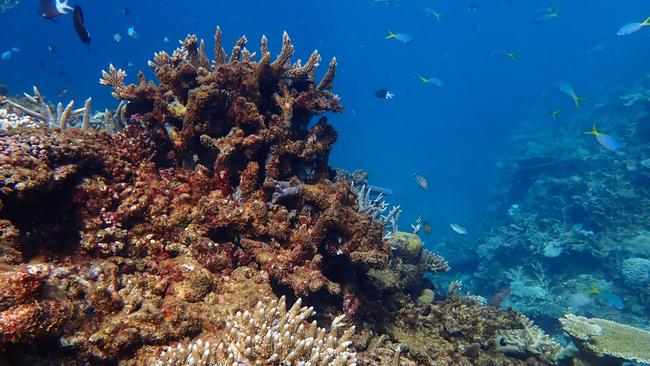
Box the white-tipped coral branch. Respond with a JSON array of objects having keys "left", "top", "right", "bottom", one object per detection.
[
  {"left": 99, "top": 64, "right": 127, "bottom": 98},
  {"left": 0, "top": 86, "right": 92, "bottom": 129},
  {"left": 155, "top": 296, "right": 357, "bottom": 366}
]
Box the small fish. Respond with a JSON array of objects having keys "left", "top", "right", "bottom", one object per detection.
[
  {"left": 373, "top": 0, "right": 400, "bottom": 8},
  {"left": 127, "top": 61, "right": 133, "bottom": 67},
  {"left": 122, "top": 7, "right": 130, "bottom": 15},
  {"left": 1, "top": 51, "right": 11, "bottom": 61},
  {"left": 492, "top": 49, "right": 518, "bottom": 61},
  {"left": 587, "top": 283, "right": 601, "bottom": 296},
  {"left": 491, "top": 287, "right": 510, "bottom": 307},
  {"left": 11, "top": 47, "right": 19, "bottom": 52},
  {"left": 533, "top": 7, "right": 560, "bottom": 23},
  {"left": 599, "top": 292, "right": 625, "bottom": 310},
  {"left": 549, "top": 109, "right": 560, "bottom": 120},
  {"left": 557, "top": 81, "right": 584, "bottom": 109},
  {"left": 48, "top": 44, "right": 56, "bottom": 53},
  {"left": 0, "top": 84, "right": 8, "bottom": 96},
  {"left": 419, "top": 76, "right": 444, "bottom": 88},
  {"left": 584, "top": 123, "right": 621, "bottom": 151},
  {"left": 127, "top": 26, "right": 139, "bottom": 39},
  {"left": 468, "top": 2, "right": 479, "bottom": 12},
  {"left": 375, "top": 89, "right": 394, "bottom": 99},
  {"left": 450, "top": 223, "right": 468, "bottom": 235},
  {"left": 617, "top": 16, "right": 650, "bottom": 36},
  {"left": 424, "top": 8, "right": 442, "bottom": 22},
  {"left": 422, "top": 222, "right": 432, "bottom": 234},
  {"left": 163, "top": 36, "right": 170, "bottom": 43},
  {"left": 57, "top": 88, "right": 68, "bottom": 97},
  {"left": 39, "top": 0, "right": 72, "bottom": 19},
  {"left": 113, "top": 33, "right": 122, "bottom": 42},
  {"left": 586, "top": 44, "right": 605, "bottom": 54},
  {"left": 385, "top": 29, "right": 413, "bottom": 43},
  {"left": 72, "top": 5, "right": 91, "bottom": 45},
  {"left": 414, "top": 173, "right": 428, "bottom": 190}
]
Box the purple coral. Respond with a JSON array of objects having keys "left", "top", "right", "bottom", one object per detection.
[{"left": 267, "top": 180, "right": 302, "bottom": 204}]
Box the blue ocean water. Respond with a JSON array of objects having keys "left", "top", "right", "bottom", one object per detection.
[{"left": 2, "top": 1, "right": 650, "bottom": 324}]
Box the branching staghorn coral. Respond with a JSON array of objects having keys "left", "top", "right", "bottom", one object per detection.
[
  {"left": 419, "top": 248, "right": 450, "bottom": 273},
  {"left": 155, "top": 296, "right": 357, "bottom": 366},
  {"left": 100, "top": 26, "right": 342, "bottom": 192},
  {"left": 355, "top": 183, "right": 401, "bottom": 239},
  {"left": 494, "top": 314, "right": 561, "bottom": 360},
  {"left": 0, "top": 86, "right": 92, "bottom": 129}
]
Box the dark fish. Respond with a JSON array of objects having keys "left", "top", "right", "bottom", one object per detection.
[
  {"left": 72, "top": 6, "right": 91, "bottom": 45},
  {"left": 56, "top": 70, "right": 67, "bottom": 77},
  {"left": 48, "top": 44, "right": 56, "bottom": 53},
  {"left": 39, "top": 0, "right": 60, "bottom": 19},
  {"left": 374, "top": 89, "right": 394, "bottom": 99},
  {"left": 122, "top": 7, "right": 130, "bottom": 15},
  {"left": 491, "top": 288, "right": 510, "bottom": 307},
  {"left": 0, "top": 84, "right": 7, "bottom": 96}
]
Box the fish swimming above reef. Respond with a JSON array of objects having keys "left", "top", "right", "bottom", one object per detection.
[
  {"left": 373, "top": 0, "right": 400, "bottom": 8},
  {"left": 549, "top": 109, "right": 560, "bottom": 120},
  {"left": 413, "top": 173, "right": 428, "bottom": 190},
  {"left": 533, "top": 7, "right": 560, "bottom": 23},
  {"left": 375, "top": 89, "right": 394, "bottom": 99},
  {"left": 0, "top": 84, "right": 8, "bottom": 96},
  {"left": 419, "top": 76, "right": 444, "bottom": 88},
  {"left": 113, "top": 33, "right": 122, "bottom": 42},
  {"left": 450, "top": 223, "right": 468, "bottom": 235},
  {"left": 39, "top": 0, "right": 72, "bottom": 19},
  {"left": 127, "top": 26, "right": 139, "bottom": 39},
  {"left": 72, "top": 5, "right": 90, "bottom": 45},
  {"left": 468, "top": 2, "right": 480, "bottom": 13},
  {"left": 424, "top": 8, "right": 442, "bottom": 22},
  {"left": 598, "top": 292, "right": 625, "bottom": 310},
  {"left": 557, "top": 81, "right": 584, "bottom": 109},
  {"left": 492, "top": 49, "right": 518, "bottom": 61},
  {"left": 584, "top": 123, "right": 620, "bottom": 151},
  {"left": 385, "top": 29, "right": 413, "bottom": 43},
  {"left": 617, "top": 16, "right": 650, "bottom": 36},
  {"left": 1, "top": 0, "right": 20, "bottom": 13}
]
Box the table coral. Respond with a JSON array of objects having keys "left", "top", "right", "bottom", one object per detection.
[{"left": 560, "top": 314, "right": 650, "bottom": 365}]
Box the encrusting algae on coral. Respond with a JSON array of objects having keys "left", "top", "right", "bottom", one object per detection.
[{"left": 0, "top": 26, "right": 560, "bottom": 365}]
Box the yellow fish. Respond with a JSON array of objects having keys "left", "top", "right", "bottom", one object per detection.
[
  {"left": 413, "top": 173, "right": 428, "bottom": 190},
  {"left": 550, "top": 109, "right": 560, "bottom": 120},
  {"left": 419, "top": 76, "right": 444, "bottom": 88},
  {"left": 587, "top": 283, "right": 601, "bottom": 296},
  {"left": 450, "top": 223, "right": 468, "bottom": 235}
]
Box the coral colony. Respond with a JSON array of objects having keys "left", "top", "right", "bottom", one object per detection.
[{"left": 1, "top": 26, "right": 649, "bottom": 366}]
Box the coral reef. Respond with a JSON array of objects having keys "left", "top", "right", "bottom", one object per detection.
[
  {"left": 0, "top": 28, "right": 387, "bottom": 363},
  {"left": 469, "top": 74, "right": 650, "bottom": 331},
  {"left": 0, "top": 26, "right": 560, "bottom": 366},
  {"left": 560, "top": 314, "right": 650, "bottom": 365}
]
